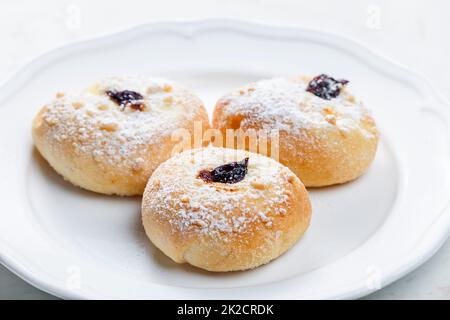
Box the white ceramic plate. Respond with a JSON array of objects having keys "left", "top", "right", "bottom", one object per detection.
[{"left": 0, "top": 20, "right": 449, "bottom": 300}]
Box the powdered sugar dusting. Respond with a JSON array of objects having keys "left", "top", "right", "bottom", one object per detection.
[
  {"left": 218, "top": 76, "right": 374, "bottom": 138},
  {"left": 143, "top": 148, "right": 297, "bottom": 242},
  {"left": 40, "top": 76, "right": 201, "bottom": 174}
]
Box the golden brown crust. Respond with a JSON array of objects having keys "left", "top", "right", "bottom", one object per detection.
[
  {"left": 141, "top": 147, "right": 312, "bottom": 271},
  {"left": 32, "top": 76, "right": 210, "bottom": 195},
  {"left": 212, "top": 76, "right": 379, "bottom": 187}
]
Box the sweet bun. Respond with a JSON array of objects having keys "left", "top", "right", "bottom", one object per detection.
[
  {"left": 32, "top": 76, "right": 210, "bottom": 195},
  {"left": 212, "top": 75, "right": 379, "bottom": 187},
  {"left": 141, "top": 147, "right": 311, "bottom": 272}
]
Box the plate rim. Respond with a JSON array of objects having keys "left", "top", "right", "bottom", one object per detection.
[{"left": 1, "top": 19, "right": 450, "bottom": 300}]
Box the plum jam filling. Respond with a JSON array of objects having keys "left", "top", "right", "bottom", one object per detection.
[
  {"left": 306, "top": 74, "right": 349, "bottom": 100},
  {"left": 106, "top": 90, "right": 144, "bottom": 111},
  {"left": 198, "top": 158, "right": 249, "bottom": 184}
]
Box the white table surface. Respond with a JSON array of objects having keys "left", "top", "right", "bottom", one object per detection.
[{"left": 0, "top": 0, "right": 449, "bottom": 300}]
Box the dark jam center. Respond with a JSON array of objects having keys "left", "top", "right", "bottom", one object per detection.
[
  {"left": 106, "top": 90, "right": 144, "bottom": 111},
  {"left": 198, "top": 158, "right": 249, "bottom": 184},
  {"left": 306, "top": 74, "right": 349, "bottom": 100}
]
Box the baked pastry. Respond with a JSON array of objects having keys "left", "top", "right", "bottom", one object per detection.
[
  {"left": 32, "top": 76, "right": 210, "bottom": 195},
  {"left": 212, "top": 74, "right": 379, "bottom": 187},
  {"left": 141, "top": 147, "right": 311, "bottom": 272}
]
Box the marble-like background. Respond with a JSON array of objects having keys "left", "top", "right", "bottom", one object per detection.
[{"left": 0, "top": 0, "right": 449, "bottom": 299}]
